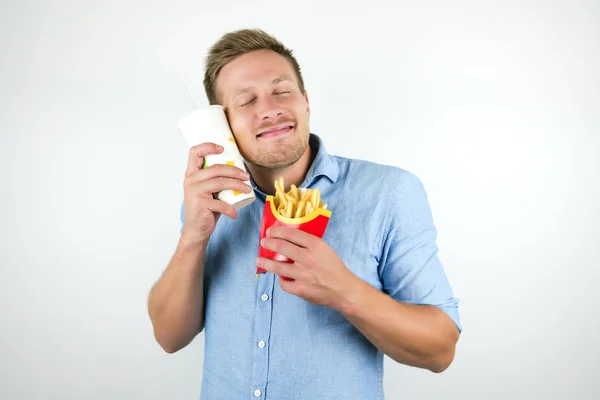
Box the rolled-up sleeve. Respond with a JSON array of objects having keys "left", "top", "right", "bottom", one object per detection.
[{"left": 378, "top": 170, "right": 462, "bottom": 333}]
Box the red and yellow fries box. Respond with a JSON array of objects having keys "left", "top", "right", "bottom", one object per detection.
[{"left": 256, "top": 194, "right": 332, "bottom": 281}]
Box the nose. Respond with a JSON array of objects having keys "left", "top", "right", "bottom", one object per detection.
[{"left": 257, "top": 94, "right": 283, "bottom": 121}]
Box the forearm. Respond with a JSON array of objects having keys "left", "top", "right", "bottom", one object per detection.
[
  {"left": 148, "top": 236, "right": 207, "bottom": 353},
  {"left": 339, "top": 278, "right": 459, "bottom": 373}
]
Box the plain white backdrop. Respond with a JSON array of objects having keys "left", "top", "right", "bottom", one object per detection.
[{"left": 1, "top": 0, "right": 599, "bottom": 399}]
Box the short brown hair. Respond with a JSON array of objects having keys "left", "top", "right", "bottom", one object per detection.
[{"left": 203, "top": 29, "right": 306, "bottom": 105}]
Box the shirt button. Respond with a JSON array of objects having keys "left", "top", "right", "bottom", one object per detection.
[
  {"left": 261, "top": 294, "right": 269, "bottom": 301},
  {"left": 258, "top": 340, "right": 266, "bottom": 349},
  {"left": 254, "top": 389, "right": 262, "bottom": 397}
]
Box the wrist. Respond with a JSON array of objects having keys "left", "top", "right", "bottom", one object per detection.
[
  {"left": 172, "top": 234, "right": 208, "bottom": 272},
  {"left": 335, "top": 274, "right": 369, "bottom": 316},
  {"left": 179, "top": 229, "right": 209, "bottom": 250}
]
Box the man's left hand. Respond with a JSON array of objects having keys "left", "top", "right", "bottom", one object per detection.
[{"left": 256, "top": 226, "right": 360, "bottom": 310}]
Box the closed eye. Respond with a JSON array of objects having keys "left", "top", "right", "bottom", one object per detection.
[
  {"left": 241, "top": 98, "right": 257, "bottom": 107},
  {"left": 274, "top": 91, "right": 291, "bottom": 95}
]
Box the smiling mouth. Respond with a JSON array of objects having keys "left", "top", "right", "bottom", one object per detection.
[{"left": 257, "top": 124, "right": 295, "bottom": 138}]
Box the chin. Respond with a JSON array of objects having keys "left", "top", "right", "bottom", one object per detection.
[{"left": 250, "top": 143, "right": 309, "bottom": 169}]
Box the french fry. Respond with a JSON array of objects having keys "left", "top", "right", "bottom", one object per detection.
[
  {"left": 290, "top": 184, "right": 300, "bottom": 201},
  {"left": 274, "top": 178, "right": 283, "bottom": 194},
  {"left": 295, "top": 196, "right": 309, "bottom": 217},
  {"left": 276, "top": 190, "right": 287, "bottom": 208},
  {"left": 311, "top": 188, "right": 320, "bottom": 210},
  {"left": 301, "top": 189, "right": 312, "bottom": 201},
  {"left": 305, "top": 201, "right": 313, "bottom": 217},
  {"left": 285, "top": 201, "right": 294, "bottom": 218},
  {"left": 294, "top": 201, "right": 306, "bottom": 218}
]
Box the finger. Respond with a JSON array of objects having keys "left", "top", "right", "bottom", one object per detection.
[
  {"left": 188, "top": 176, "right": 253, "bottom": 195},
  {"left": 266, "top": 226, "right": 316, "bottom": 249},
  {"left": 203, "top": 198, "right": 238, "bottom": 219},
  {"left": 260, "top": 237, "right": 305, "bottom": 262},
  {"left": 256, "top": 257, "right": 298, "bottom": 279},
  {"left": 278, "top": 277, "right": 298, "bottom": 294},
  {"left": 193, "top": 163, "right": 250, "bottom": 182},
  {"left": 185, "top": 143, "right": 223, "bottom": 177}
]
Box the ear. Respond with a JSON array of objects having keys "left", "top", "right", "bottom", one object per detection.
[{"left": 304, "top": 91, "right": 310, "bottom": 115}]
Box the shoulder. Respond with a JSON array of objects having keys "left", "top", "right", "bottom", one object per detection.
[{"left": 332, "top": 155, "right": 425, "bottom": 196}]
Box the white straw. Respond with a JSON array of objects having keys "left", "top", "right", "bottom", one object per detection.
[{"left": 183, "top": 86, "right": 198, "bottom": 110}]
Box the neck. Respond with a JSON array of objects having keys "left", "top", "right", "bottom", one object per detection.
[{"left": 248, "top": 144, "right": 314, "bottom": 195}]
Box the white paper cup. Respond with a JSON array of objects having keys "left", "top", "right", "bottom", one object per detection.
[{"left": 177, "top": 105, "right": 256, "bottom": 210}]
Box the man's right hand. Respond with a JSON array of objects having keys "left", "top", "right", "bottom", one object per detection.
[{"left": 181, "top": 142, "right": 252, "bottom": 245}]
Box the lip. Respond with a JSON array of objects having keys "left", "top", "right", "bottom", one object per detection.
[{"left": 257, "top": 123, "right": 295, "bottom": 138}]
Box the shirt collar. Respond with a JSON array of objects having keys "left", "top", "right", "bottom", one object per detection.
[{"left": 301, "top": 133, "right": 339, "bottom": 187}]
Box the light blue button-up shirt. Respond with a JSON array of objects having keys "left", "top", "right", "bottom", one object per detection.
[{"left": 181, "top": 134, "right": 461, "bottom": 400}]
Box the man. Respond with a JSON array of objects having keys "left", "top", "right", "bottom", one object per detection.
[{"left": 148, "top": 29, "right": 462, "bottom": 399}]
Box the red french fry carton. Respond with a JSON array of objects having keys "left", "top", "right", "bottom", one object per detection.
[{"left": 256, "top": 194, "right": 332, "bottom": 281}]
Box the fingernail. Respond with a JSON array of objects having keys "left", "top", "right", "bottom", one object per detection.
[
  {"left": 255, "top": 257, "right": 261, "bottom": 265},
  {"left": 266, "top": 228, "right": 271, "bottom": 236},
  {"left": 246, "top": 184, "right": 252, "bottom": 193},
  {"left": 243, "top": 172, "right": 251, "bottom": 179},
  {"left": 217, "top": 145, "right": 224, "bottom": 151},
  {"left": 260, "top": 238, "right": 265, "bottom": 246}
]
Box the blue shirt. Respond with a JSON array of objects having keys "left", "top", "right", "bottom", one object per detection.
[{"left": 181, "top": 134, "right": 462, "bottom": 400}]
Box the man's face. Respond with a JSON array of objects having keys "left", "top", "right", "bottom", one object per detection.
[{"left": 216, "top": 49, "right": 311, "bottom": 169}]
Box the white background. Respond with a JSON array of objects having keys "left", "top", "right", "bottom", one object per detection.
[{"left": 1, "top": 0, "right": 599, "bottom": 399}]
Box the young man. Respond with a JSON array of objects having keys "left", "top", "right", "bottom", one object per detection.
[{"left": 148, "top": 29, "right": 462, "bottom": 399}]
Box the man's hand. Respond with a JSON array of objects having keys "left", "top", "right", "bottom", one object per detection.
[
  {"left": 182, "top": 142, "right": 252, "bottom": 245},
  {"left": 256, "top": 226, "right": 360, "bottom": 310}
]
